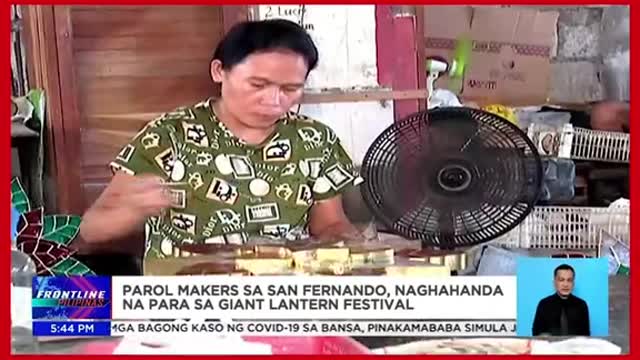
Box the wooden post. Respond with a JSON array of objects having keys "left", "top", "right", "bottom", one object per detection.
[
  {"left": 375, "top": 5, "right": 422, "bottom": 122},
  {"left": 22, "top": 5, "right": 84, "bottom": 214}
]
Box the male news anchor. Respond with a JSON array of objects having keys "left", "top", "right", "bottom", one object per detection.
[{"left": 532, "top": 264, "right": 591, "bottom": 336}]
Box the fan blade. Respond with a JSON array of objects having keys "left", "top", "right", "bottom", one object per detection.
[
  {"left": 448, "top": 36, "right": 472, "bottom": 95},
  {"left": 449, "top": 77, "right": 464, "bottom": 95},
  {"left": 436, "top": 209, "right": 458, "bottom": 250},
  {"left": 451, "top": 37, "right": 472, "bottom": 78}
]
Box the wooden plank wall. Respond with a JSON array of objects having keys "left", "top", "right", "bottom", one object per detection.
[{"left": 68, "top": 6, "right": 225, "bottom": 209}]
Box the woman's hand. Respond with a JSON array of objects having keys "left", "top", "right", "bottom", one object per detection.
[
  {"left": 114, "top": 175, "right": 173, "bottom": 218},
  {"left": 309, "top": 195, "right": 365, "bottom": 244},
  {"left": 78, "top": 173, "right": 172, "bottom": 246}
]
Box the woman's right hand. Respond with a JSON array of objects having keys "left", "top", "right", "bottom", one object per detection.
[
  {"left": 78, "top": 173, "right": 172, "bottom": 246},
  {"left": 115, "top": 174, "right": 173, "bottom": 218}
]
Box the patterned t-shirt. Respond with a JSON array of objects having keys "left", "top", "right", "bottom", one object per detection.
[{"left": 110, "top": 99, "right": 362, "bottom": 259}]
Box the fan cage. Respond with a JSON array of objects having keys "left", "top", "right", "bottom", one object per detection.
[
  {"left": 361, "top": 107, "right": 543, "bottom": 249},
  {"left": 492, "top": 205, "right": 629, "bottom": 250}
]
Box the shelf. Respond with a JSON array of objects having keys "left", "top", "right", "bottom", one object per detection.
[{"left": 302, "top": 89, "right": 429, "bottom": 104}]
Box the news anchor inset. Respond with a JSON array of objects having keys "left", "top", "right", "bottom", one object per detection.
[{"left": 532, "top": 264, "right": 590, "bottom": 336}]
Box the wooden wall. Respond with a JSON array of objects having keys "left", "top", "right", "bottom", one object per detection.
[{"left": 63, "top": 6, "right": 226, "bottom": 211}]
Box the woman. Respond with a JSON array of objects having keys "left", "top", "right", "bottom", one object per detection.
[{"left": 78, "top": 19, "right": 364, "bottom": 263}]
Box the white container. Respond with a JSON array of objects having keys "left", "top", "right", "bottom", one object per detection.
[
  {"left": 11, "top": 249, "right": 38, "bottom": 353},
  {"left": 571, "top": 127, "right": 629, "bottom": 163},
  {"left": 493, "top": 205, "right": 629, "bottom": 250},
  {"left": 527, "top": 123, "right": 629, "bottom": 163}
]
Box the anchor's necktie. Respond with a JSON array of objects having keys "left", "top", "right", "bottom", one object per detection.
[{"left": 559, "top": 306, "right": 569, "bottom": 335}]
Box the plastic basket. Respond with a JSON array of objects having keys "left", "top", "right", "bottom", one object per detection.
[
  {"left": 527, "top": 124, "right": 629, "bottom": 163},
  {"left": 493, "top": 205, "right": 629, "bottom": 250},
  {"left": 571, "top": 127, "right": 629, "bottom": 163}
]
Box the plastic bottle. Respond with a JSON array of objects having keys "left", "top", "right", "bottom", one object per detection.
[{"left": 11, "top": 249, "right": 39, "bottom": 353}]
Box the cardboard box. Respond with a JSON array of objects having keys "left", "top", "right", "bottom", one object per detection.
[{"left": 424, "top": 6, "right": 559, "bottom": 105}]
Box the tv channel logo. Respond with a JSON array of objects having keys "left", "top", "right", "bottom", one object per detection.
[{"left": 32, "top": 276, "right": 112, "bottom": 320}]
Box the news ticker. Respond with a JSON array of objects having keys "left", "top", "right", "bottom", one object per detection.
[
  {"left": 32, "top": 276, "right": 516, "bottom": 320},
  {"left": 32, "top": 320, "right": 517, "bottom": 337}
]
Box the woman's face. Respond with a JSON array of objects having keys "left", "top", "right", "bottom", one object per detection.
[{"left": 211, "top": 50, "right": 308, "bottom": 129}]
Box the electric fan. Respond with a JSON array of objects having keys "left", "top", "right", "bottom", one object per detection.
[{"left": 361, "top": 107, "right": 544, "bottom": 251}]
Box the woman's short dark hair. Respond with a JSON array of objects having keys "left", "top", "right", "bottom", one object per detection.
[{"left": 212, "top": 19, "right": 318, "bottom": 74}]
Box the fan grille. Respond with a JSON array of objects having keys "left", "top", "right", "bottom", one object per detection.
[{"left": 361, "top": 107, "right": 543, "bottom": 249}]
